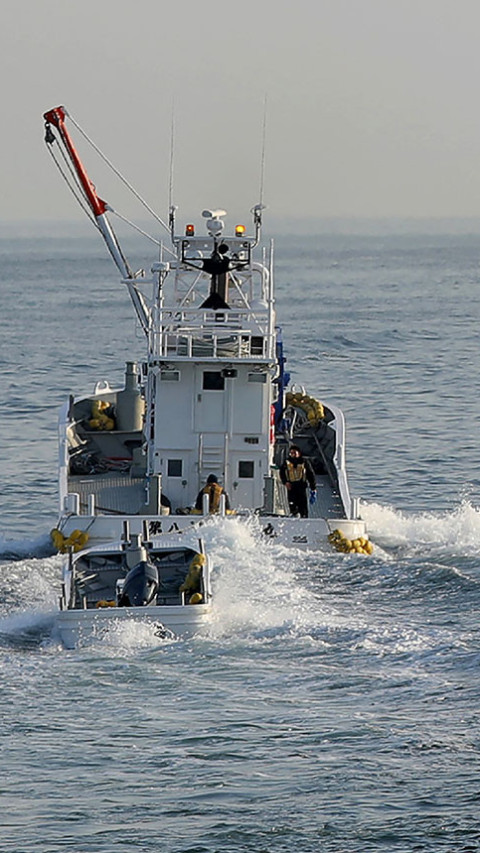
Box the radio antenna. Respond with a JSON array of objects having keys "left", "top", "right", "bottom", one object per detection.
[
  {"left": 251, "top": 96, "right": 268, "bottom": 245},
  {"left": 168, "top": 104, "right": 175, "bottom": 214},
  {"left": 259, "top": 95, "right": 268, "bottom": 207},
  {"left": 168, "top": 103, "right": 177, "bottom": 241}
]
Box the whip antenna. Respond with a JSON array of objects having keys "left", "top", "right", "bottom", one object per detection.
[
  {"left": 259, "top": 95, "right": 267, "bottom": 208},
  {"left": 168, "top": 104, "right": 177, "bottom": 239},
  {"left": 168, "top": 106, "right": 175, "bottom": 214},
  {"left": 252, "top": 96, "right": 268, "bottom": 245}
]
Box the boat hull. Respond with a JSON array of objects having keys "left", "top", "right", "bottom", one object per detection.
[
  {"left": 44, "top": 109, "right": 371, "bottom": 565},
  {"left": 56, "top": 602, "right": 212, "bottom": 649},
  {"left": 57, "top": 512, "right": 367, "bottom": 551}
]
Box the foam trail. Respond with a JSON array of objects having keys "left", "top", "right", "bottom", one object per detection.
[
  {"left": 0, "top": 532, "right": 56, "bottom": 561},
  {"left": 0, "top": 608, "right": 56, "bottom": 641},
  {"left": 0, "top": 555, "right": 61, "bottom": 647},
  {"left": 362, "top": 499, "right": 480, "bottom": 555},
  {"left": 70, "top": 617, "right": 178, "bottom": 656},
  {"left": 196, "top": 517, "right": 331, "bottom": 638}
]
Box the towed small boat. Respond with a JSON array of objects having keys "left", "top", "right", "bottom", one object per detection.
[
  {"left": 44, "top": 105, "right": 370, "bottom": 556},
  {"left": 57, "top": 526, "right": 211, "bottom": 649}
]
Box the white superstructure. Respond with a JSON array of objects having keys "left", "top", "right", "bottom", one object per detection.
[{"left": 44, "top": 106, "right": 368, "bottom": 553}]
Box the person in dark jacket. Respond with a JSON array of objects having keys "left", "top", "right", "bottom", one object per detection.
[
  {"left": 280, "top": 445, "right": 316, "bottom": 518},
  {"left": 195, "top": 474, "right": 231, "bottom": 513}
]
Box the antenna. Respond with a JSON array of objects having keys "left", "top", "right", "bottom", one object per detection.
[
  {"left": 259, "top": 95, "right": 268, "bottom": 208},
  {"left": 251, "top": 96, "right": 268, "bottom": 246},
  {"left": 168, "top": 103, "right": 176, "bottom": 240},
  {"left": 168, "top": 104, "right": 175, "bottom": 214}
]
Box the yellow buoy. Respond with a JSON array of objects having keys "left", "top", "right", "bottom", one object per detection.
[
  {"left": 50, "top": 527, "right": 89, "bottom": 553},
  {"left": 328, "top": 529, "right": 374, "bottom": 555}
]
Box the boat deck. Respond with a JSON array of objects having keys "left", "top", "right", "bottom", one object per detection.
[
  {"left": 67, "top": 471, "right": 343, "bottom": 519},
  {"left": 311, "top": 475, "right": 344, "bottom": 518},
  {"left": 69, "top": 473, "right": 147, "bottom": 515}
]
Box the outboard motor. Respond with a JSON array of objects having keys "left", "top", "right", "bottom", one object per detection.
[{"left": 118, "top": 560, "right": 159, "bottom": 607}]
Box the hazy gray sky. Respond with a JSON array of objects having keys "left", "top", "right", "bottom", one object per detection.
[{"left": 3, "top": 0, "right": 480, "bottom": 226}]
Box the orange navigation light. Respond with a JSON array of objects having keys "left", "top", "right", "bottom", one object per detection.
[
  {"left": 185, "top": 224, "right": 195, "bottom": 236},
  {"left": 235, "top": 224, "right": 246, "bottom": 236}
]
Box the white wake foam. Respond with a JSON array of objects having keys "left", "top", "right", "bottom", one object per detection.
[
  {"left": 0, "top": 532, "right": 55, "bottom": 561},
  {"left": 361, "top": 498, "right": 480, "bottom": 554},
  {"left": 194, "top": 516, "right": 345, "bottom": 639},
  {"left": 0, "top": 555, "right": 60, "bottom": 644}
]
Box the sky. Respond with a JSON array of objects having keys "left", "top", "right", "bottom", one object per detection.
[{"left": 3, "top": 0, "right": 480, "bottom": 228}]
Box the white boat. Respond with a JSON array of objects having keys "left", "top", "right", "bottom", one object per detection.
[
  {"left": 56, "top": 527, "right": 212, "bottom": 649},
  {"left": 44, "top": 106, "right": 370, "bottom": 556}
]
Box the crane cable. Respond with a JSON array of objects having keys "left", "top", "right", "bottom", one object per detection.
[
  {"left": 44, "top": 130, "right": 98, "bottom": 228},
  {"left": 68, "top": 111, "right": 171, "bottom": 238},
  {"left": 44, "top": 124, "right": 176, "bottom": 258}
]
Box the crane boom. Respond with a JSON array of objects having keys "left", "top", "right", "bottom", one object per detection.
[{"left": 44, "top": 106, "right": 133, "bottom": 280}]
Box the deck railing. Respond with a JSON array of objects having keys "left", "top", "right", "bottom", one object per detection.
[{"left": 150, "top": 306, "right": 276, "bottom": 360}]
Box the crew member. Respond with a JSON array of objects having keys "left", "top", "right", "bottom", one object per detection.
[
  {"left": 280, "top": 445, "right": 316, "bottom": 518},
  {"left": 195, "top": 474, "right": 231, "bottom": 513}
]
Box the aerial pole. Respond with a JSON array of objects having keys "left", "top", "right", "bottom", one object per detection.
[{"left": 252, "top": 95, "right": 268, "bottom": 246}]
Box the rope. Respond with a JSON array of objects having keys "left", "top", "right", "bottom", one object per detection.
[
  {"left": 68, "top": 111, "right": 171, "bottom": 237},
  {"left": 109, "top": 209, "right": 177, "bottom": 259},
  {"left": 45, "top": 126, "right": 176, "bottom": 261},
  {"left": 45, "top": 140, "right": 98, "bottom": 228}
]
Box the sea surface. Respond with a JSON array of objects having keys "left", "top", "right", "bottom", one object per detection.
[{"left": 1, "top": 225, "right": 480, "bottom": 851}]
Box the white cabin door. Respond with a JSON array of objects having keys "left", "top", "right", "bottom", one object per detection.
[
  {"left": 193, "top": 368, "right": 227, "bottom": 433},
  {"left": 229, "top": 452, "right": 264, "bottom": 510},
  {"left": 194, "top": 368, "right": 228, "bottom": 487}
]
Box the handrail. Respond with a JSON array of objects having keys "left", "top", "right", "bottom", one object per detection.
[{"left": 151, "top": 326, "right": 276, "bottom": 360}]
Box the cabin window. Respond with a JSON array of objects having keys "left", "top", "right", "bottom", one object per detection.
[
  {"left": 248, "top": 373, "right": 267, "bottom": 383},
  {"left": 203, "top": 371, "right": 225, "bottom": 391},
  {"left": 167, "top": 459, "right": 183, "bottom": 477},
  {"left": 238, "top": 460, "right": 254, "bottom": 478},
  {"left": 160, "top": 370, "right": 180, "bottom": 381}
]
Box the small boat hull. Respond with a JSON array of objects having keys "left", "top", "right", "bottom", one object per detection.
[
  {"left": 56, "top": 602, "right": 212, "bottom": 649},
  {"left": 56, "top": 533, "right": 212, "bottom": 649}
]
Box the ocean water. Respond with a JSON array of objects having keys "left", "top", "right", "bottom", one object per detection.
[{"left": 1, "top": 227, "right": 480, "bottom": 851}]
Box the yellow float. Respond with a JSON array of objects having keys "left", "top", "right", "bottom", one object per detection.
[
  {"left": 179, "top": 553, "right": 206, "bottom": 595},
  {"left": 88, "top": 399, "right": 115, "bottom": 431},
  {"left": 328, "top": 528, "right": 373, "bottom": 555},
  {"left": 285, "top": 391, "right": 325, "bottom": 426},
  {"left": 50, "top": 528, "right": 89, "bottom": 553}
]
